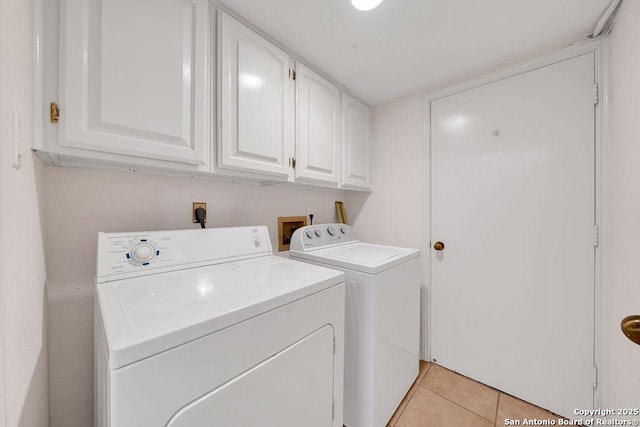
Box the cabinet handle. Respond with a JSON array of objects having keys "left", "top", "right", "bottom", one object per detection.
[
  {"left": 50, "top": 102, "right": 59, "bottom": 123},
  {"left": 433, "top": 241, "right": 445, "bottom": 251}
]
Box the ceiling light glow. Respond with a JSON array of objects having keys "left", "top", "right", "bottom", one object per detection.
[{"left": 350, "top": 0, "right": 384, "bottom": 11}]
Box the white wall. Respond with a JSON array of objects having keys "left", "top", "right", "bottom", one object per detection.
[
  {"left": 0, "top": 0, "right": 50, "bottom": 425},
  {"left": 43, "top": 166, "right": 344, "bottom": 426},
  {"left": 606, "top": 0, "right": 640, "bottom": 409},
  {"left": 346, "top": 92, "right": 424, "bottom": 250}
]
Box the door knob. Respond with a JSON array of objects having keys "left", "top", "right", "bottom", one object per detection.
[
  {"left": 433, "top": 241, "right": 445, "bottom": 251},
  {"left": 621, "top": 315, "right": 640, "bottom": 346}
]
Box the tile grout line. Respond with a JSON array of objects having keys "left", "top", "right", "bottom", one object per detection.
[
  {"left": 417, "top": 366, "right": 499, "bottom": 424},
  {"left": 414, "top": 363, "right": 558, "bottom": 426},
  {"left": 388, "top": 362, "right": 432, "bottom": 426},
  {"left": 416, "top": 380, "right": 497, "bottom": 424}
]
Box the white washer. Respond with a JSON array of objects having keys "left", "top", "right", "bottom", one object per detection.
[
  {"left": 290, "top": 224, "right": 420, "bottom": 427},
  {"left": 94, "top": 226, "right": 345, "bottom": 427}
]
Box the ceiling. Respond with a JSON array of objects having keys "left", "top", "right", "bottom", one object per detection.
[{"left": 219, "top": 0, "right": 612, "bottom": 105}]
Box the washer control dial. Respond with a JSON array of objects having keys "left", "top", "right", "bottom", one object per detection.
[
  {"left": 340, "top": 227, "right": 347, "bottom": 234},
  {"left": 314, "top": 229, "right": 322, "bottom": 237},
  {"left": 127, "top": 239, "right": 159, "bottom": 266},
  {"left": 131, "top": 243, "right": 154, "bottom": 263},
  {"left": 327, "top": 226, "right": 335, "bottom": 236},
  {"left": 305, "top": 231, "right": 314, "bottom": 239}
]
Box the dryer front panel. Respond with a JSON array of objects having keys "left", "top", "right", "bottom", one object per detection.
[
  {"left": 167, "top": 325, "right": 334, "bottom": 427},
  {"left": 108, "top": 283, "right": 345, "bottom": 426}
]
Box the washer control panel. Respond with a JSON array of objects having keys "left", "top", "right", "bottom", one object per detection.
[
  {"left": 97, "top": 233, "right": 175, "bottom": 281},
  {"left": 96, "top": 226, "right": 272, "bottom": 283},
  {"left": 127, "top": 239, "right": 161, "bottom": 266},
  {"left": 290, "top": 223, "right": 358, "bottom": 252}
]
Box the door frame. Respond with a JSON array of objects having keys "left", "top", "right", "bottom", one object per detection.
[{"left": 421, "top": 39, "right": 610, "bottom": 409}]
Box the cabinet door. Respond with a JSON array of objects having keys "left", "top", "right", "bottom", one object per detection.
[
  {"left": 218, "top": 11, "right": 293, "bottom": 179},
  {"left": 60, "top": 0, "right": 209, "bottom": 165},
  {"left": 341, "top": 94, "right": 372, "bottom": 190},
  {"left": 295, "top": 63, "right": 340, "bottom": 185}
]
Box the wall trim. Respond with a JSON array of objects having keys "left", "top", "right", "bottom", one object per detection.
[
  {"left": 0, "top": 106, "right": 7, "bottom": 427},
  {"left": 421, "top": 38, "right": 609, "bottom": 411}
]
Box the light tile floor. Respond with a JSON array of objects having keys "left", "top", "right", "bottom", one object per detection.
[{"left": 387, "top": 361, "right": 564, "bottom": 427}]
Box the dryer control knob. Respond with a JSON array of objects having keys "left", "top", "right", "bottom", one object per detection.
[
  {"left": 314, "top": 229, "right": 322, "bottom": 237},
  {"left": 253, "top": 236, "right": 262, "bottom": 247},
  {"left": 327, "top": 226, "right": 335, "bottom": 236},
  {"left": 131, "top": 243, "right": 155, "bottom": 263},
  {"left": 340, "top": 227, "right": 347, "bottom": 234},
  {"left": 305, "top": 231, "right": 314, "bottom": 239}
]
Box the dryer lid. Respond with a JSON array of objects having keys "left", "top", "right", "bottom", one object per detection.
[{"left": 97, "top": 255, "right": 344, "bottom": 369}]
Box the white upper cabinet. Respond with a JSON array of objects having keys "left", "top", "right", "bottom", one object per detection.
[
  {"left": 341, "top": 94, "right": 372, "bottom": 190},
  {"left": 39, "top": 2, "right": 372, "bottom": 188},
  {"left": 218, "top": 11, "right": 294, "bottom": 179},
  {"left": 59, "top": 0, "right": 210, "bottom": 165},
  {"left": 295, "top": 63, "right": 340, "bottom": 186}
]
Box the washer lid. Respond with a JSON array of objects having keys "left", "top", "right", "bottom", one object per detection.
[
  {"left": 96, "top": 256, "right": 344, "bottom": 369},
  {"left": 290, "top": 243, "right": 420, "bottom": 274}
]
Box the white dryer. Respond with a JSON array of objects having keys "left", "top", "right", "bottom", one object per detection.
[
  {"left": 290, "top": 224, "right": 420, "bottom": 427},
  {"left": 94, "top": 226, "right": 345, "bottom": 427}
]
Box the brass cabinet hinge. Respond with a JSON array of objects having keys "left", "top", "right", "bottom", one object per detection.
[
  {"left": 289, "top": 69, "right": 297, "bottom": 80},
  {"left": 292, "top": 70, "right": 296, "bottom": 80},
  {"left": 50, "top": 102, "right": 59, "bottom": 123},
  {"left": 291, "top": 157, "right": 296, "bottom": 169}
]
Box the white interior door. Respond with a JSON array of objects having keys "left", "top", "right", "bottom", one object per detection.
[{"left": 430, "top": 53, "right": 595, "bottom": 418}]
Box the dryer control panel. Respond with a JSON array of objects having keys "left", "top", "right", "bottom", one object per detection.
[
  {"left": 290, "top": 223, "right": 358, "bottom": 252},
  {"left": 96, "top": 226, "right": 272, "bottom": 283}
]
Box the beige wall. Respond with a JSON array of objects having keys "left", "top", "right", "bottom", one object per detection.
[
  {"left": 0, "top": 0, "right": 50, "bottom": 425},
  {"left": 606, "top": 0, "right": 640, "bottom": 408},
  {"left": 43, "top": 166, "right": 344, "bottom": 426}
]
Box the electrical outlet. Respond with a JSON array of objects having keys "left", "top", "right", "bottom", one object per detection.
[
  {"left": 193, "top": 202, "right": 207, "bottom": 224},
  {"left": 306, "top": 207, "right": 314, "bottom": 224}
]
